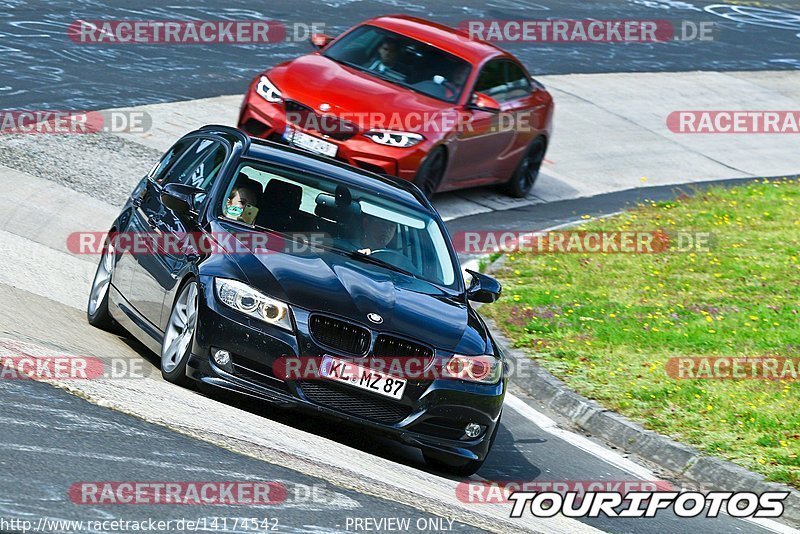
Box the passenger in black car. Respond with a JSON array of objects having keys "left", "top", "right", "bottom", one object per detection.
[{"left": 224, "top": 174, "right": 262, "bottom": 224}]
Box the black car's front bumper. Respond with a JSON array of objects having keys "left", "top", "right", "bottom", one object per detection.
[{"left": 186, "top": 277, "right": 506, "bottom": 461}]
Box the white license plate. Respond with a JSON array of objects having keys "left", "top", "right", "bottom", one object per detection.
[
  {"left": 284, "top": 127, "right": 338, "bottom": 158},
  {"left": 320, "top": 356, "right": 407, "bottom": 400}
]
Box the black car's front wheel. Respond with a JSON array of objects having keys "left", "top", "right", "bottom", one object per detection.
[
  {"left": 161, "top": 280, "right": 198, "bottom": 387},
  {"left": 87, "top": 237, "right": 115, "bottom": 330},
  {"left": 413, "top": 147, "right": 446, "bottom": 200},
  {"left": 502, "top": 137, "right": 546, "bottom": 198}
]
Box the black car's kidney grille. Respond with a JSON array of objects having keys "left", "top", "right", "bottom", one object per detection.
[
  {"left": 309, "top": 315, "right": 371, "bottom": 356},
  {"left": 373, "top": 335, "right": 434, "bottom": 365},
  {"left": 298, "top": 381, "right": 412, "bottom": 424},
  {"left": 284, "top": 100, "right": 358, "bottom": 141}
]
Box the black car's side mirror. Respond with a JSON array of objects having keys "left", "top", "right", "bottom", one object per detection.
[
  {"left": 465, "top": 269, "right": 502, "bottom": 303},
  {"left": 161, "top": 183, "right": 203, "bottom": 222},
  {"left": 310, "top": 32, "right": 335, "bottom": 50}
]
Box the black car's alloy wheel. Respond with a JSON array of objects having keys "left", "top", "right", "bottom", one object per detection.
[
  {"left": 87, "top": 237, "right": 115, "bottom": 330},
  {"left": 161, "top": 280, "right": 198, "bottom": 386},
  {"left": 413, "top": 147, "right": 446, "bottom": 199},
  {"left": 503, "top": 137, "right": 546, "bottom": 198}
]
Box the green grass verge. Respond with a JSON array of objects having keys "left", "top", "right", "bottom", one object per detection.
[{"left": 482, "top": 178, "right": 800, "bottom": 487}]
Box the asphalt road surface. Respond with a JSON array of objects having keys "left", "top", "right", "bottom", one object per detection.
[
  {"left": 0, "top": 378, "right": 483, "bottom": 534},
  {"left": 2, "top": 0, "right": 800, "bottom": 109}
]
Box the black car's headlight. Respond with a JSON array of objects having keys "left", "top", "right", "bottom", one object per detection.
[
  {"left": 214, "top": 278, "right": 292, "bottom": 331},
  {"left": 255, "top": 75, "right": 282, "bottom": 103},
  {"left": 364, "top": 129, "right": 424, "bottom": 148},
  {"left": 443, "top": 354, "right": 503, "bottom": 384}
]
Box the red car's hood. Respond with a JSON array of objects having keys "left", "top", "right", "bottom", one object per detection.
[{"left": 267, "top": 54, "right": 455, "bottom": 129}]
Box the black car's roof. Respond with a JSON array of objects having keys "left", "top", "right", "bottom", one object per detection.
[{"left": 242, "top": 137, "right": 431, "bottom": 212}]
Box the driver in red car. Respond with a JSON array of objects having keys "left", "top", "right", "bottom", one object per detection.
[{"left": 367, "top": 38, "right": 405, "bottom": 81}]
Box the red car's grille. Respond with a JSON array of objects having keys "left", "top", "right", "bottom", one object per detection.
[{"left": 284, "top": 100, "right": 358, "bottom": 141}]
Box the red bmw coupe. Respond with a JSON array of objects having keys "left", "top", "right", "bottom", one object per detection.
[{"left": 238, "top": 15, "right": 554, "bottom": 198}]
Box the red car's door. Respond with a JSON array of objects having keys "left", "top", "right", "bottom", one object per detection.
[
  {"left": 445, "top": 59, "right": 517, "bottom": 187},
  {"left": 493, "top": 61, "right": 550, "bottom": 182}
]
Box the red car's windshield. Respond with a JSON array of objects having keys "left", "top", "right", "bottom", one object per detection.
[{"left": 322, "top": 25, "right": 471, "bottom": 104}]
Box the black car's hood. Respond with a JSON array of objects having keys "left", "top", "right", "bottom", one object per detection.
[{"left": 219, "top": 233, "right": 487, "bottom": 354}]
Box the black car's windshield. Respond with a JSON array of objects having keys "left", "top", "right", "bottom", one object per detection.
[
  {"left": 221, "top": 161, "right": 459, "bottom": 290},
  {"left": 322, "top": 25, "right": 471, "bottom": 104}
]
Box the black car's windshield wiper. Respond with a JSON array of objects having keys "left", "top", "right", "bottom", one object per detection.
[
  {"left": 245, "top": 225, "right": 420, "bottom": 279},
  {"left": 342, "top": 249, "right": 420, "bottom": 280},
  {"left": 311, "top": 240, "right": 420, "bottom": 280}
]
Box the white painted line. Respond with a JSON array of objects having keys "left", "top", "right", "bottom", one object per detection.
[
  {"left": 504, "top": 395, "right": 791, "bottom": 533},
  {"left": 503, "top": 393, "right": 657, "bottom": 480}
]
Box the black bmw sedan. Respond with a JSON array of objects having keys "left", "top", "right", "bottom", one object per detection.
[{"left": 87, "top": 125, "right": 505, "bottom": 475}]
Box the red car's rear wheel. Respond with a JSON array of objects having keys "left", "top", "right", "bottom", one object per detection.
[{"left": 502, "top": 137, "right": 546, "bottom": 198}]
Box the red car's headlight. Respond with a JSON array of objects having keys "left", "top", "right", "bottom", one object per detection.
[
  {"left": 364, "top": 129, "right": 424, "bottom": 148},
  {"left": 255, "top": 75, "right": 282, "bottom": 104}
]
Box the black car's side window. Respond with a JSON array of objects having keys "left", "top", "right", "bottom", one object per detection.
[
  {"left": 504, "top": 61, "right": 532, "bottom": 101},
  {"left": 474, "top": 59, "right": 507, "bottom": 102},
  {"left": 149, "top": 138, "right": 196, "bottom": 183},
  {"left": 162, "top": 139, "right": 228, "bottom": 210}
]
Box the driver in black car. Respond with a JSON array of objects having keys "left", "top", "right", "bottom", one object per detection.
[{"left": 357, "top": 214, "right": 397, "bottom": 255}]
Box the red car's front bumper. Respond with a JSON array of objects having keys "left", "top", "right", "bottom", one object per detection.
[{"left": 238, "top": 92, "right": 432, "bottom": 182}]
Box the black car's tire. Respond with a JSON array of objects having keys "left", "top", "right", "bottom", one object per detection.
[
  {"left": 422, "top": 415, "right": 500, "bottom": 477},
  {"left": 160, "top": 280, "right": 198, "bottom": 387},
  {"left": 87, "top": 237, "right": 116, "bottom": 331},
  {"left": 413, "top": 147, "right": 447, "bottom": 200},
  {"left": 501, "top": 137, "right": 546, "bottom": 198}
]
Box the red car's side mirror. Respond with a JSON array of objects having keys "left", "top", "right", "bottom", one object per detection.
[
  {"left": 469, "top": 92, "right": 501, "bottom": 113},
  {"left": 310, "top": 33, "right": 335, "bottom": 50}
]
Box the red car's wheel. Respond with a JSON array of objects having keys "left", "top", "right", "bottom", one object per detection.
[
  {"left": 413, "top": 147, "right": 446, "bottom": 199},
  {"left": 502, "top": 137, "right": 546, "bottom": 198}
]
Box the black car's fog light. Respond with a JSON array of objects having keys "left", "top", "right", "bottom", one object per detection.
[
  {"left": 464, "top": 423, "right": 484, "bottom": 439},
  {"left": 213, "top": 349, "right": 233, "bottom": 372}
]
